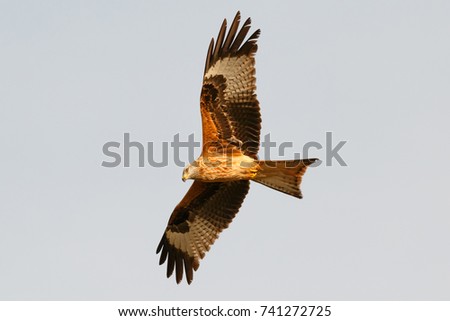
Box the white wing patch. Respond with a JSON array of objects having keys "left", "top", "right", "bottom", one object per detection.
[
  {"left": 205, "top": 56, "right": 256, "bottom": 104},
  {"left": 166, "top": 226, "right": 195, "bottom": 257},
  {"left": 165, "top": 215, "right": 218, "bottom": 262}
]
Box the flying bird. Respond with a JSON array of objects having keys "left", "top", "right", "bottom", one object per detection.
[{"left": 157, "top": 12, "right": 317, "bottom": 284}]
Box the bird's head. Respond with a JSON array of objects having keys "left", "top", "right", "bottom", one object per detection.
[{"left": 182, "top": 163, "right": 199, "bottom": 182}]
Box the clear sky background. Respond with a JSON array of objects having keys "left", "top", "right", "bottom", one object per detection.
[{"left": 1, "top": 0, "right": 449, "bottom": 300}]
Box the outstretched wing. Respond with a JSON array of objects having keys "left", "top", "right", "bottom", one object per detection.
[
  {"left": 201, "top": 11, "right": 261, "bottom": 158},
  {"left": 156, "top": 180, "right": 250, "bottom": 284}
]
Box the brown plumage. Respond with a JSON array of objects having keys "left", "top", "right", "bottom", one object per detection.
[{"left": 157, "top": 12, "right": 318, "bottom": 284}]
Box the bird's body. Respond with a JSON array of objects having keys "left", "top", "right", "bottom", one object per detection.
[
  {"left": 183, "top": 152, "right": 259, "bottom": 182},
  {"left": 157, "top": 12, "right": 318, "bottom": 284}
]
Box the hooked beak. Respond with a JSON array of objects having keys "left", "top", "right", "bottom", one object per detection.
[{"left": 182, "top": 172, "right": 188, "bottom": 182}]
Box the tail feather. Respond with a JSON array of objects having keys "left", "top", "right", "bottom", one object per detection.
[{"left": 252, "top": 159, "right": 318, "bottom": 198}]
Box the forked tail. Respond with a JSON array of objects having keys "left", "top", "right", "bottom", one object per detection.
[{"left": 252, "top": 159, "right": 318, "bottom": 198}]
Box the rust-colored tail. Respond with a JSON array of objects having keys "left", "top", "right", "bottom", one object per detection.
[{"left": 252, "top": 159, "right": 318, "bottom": 198}]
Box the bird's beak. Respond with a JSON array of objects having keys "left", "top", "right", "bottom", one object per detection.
[{"left": 182, "top": 173, "right": 187, "bottom": 182}]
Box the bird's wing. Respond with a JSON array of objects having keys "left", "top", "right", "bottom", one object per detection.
[
  {"left": 201, "top": 11, "right": 261, "bottom": 158},
  {"left": 156, "top": 180, "right": 250, "bottom": 284}
]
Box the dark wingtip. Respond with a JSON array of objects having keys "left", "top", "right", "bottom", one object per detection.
[
  {"left": 156, "top": 237, "right": 163, "bottom": 254},
  {"left": 205, "top": 11, "right": 260, "bottom": 74}
]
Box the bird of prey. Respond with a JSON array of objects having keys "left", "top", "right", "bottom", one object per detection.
[{"left": 157, "top": 12, "right": 317, "bottom": 284}]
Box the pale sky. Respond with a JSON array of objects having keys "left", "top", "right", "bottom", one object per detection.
[{"left": 1, "top": 0, "right": 449, "bottom": 300}]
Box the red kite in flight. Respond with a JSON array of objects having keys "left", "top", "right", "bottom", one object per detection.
[{"left": 157, "top": 12, "right": 317, "bottom": 284}]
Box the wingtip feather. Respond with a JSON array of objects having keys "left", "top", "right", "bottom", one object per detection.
[{"left": 204, "top": 12, "right": 260, "bottom": 74}]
